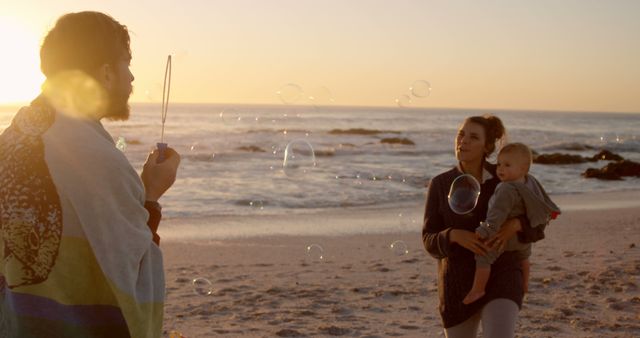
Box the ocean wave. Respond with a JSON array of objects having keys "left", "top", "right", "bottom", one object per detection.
[
  {"left": 101, "top": 104, "right": 640, "bottom": 222},
  {"left": 314, "top": 149, "right": 335, "bottom": 157},
  {"left": 333, "top": 172, "right": 429, "bottom": 188},
  {"left": 537, "top": 142, "right": 597, "bottom": 151},
  {"left": 600, "top": 141, "right": 640, "bottom": 153},
  {"left": 258, "top": 192, "right": 423, "bottom": 210},
  {"left": 328, "top": 128, "right": 401, "bottom": 135},
  {"left": 245, "top": 128, "right": 311, "bottom": 134},
  {"left": 183, "top": 153, "right": 217, "bottom": 162},
  {"left": 236, "top": 145, "right": 267, "bottom": 152}
]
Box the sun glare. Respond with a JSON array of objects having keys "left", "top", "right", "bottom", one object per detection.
[{"left": 0, "top": 16, "right": 44, "bottom": 105}]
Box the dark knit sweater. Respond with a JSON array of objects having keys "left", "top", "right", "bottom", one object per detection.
[{"left": 422, "top": 163, "right": 544, "bottom": 328}]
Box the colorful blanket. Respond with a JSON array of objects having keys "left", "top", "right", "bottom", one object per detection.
[{"left": 0, "top": 103, "right": 164, "bottom": 337}]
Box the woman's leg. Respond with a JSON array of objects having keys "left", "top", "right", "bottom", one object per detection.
[
  {"left": 444, "top": 310, "right": 481, "bottom": 338},
  {"left": 480, "top": 298, "right": 519, "bottom": 338}
]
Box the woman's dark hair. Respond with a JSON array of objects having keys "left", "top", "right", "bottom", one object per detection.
[
  {"left": 40, "top": 11, "right": 131, "bottom": 78},
  {"left": 465, "top": 114, "right": 506, "bottom": 159}
]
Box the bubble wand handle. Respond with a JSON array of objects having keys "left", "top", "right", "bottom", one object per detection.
[{"left": 157, "top": 55, "right": 172, "bottom": 163}]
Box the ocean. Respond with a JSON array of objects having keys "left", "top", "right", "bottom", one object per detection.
[{"left": 1, "top": 104, "right": 639, "bottom": 221}]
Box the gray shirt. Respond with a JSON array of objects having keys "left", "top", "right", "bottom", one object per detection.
[{"left": 476, "top": 174, "right": 560, "bottom": 266}]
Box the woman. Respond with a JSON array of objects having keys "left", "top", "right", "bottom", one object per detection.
[{"left": 422, "top": 115, "right": 545, "bottom": 338}]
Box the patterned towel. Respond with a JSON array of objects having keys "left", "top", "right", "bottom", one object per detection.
[{"left": 0, "top": 103, "right": 164, "bottom": 338}]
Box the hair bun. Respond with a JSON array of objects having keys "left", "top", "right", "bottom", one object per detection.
[{"left": 484, "top": 114, "right": 505, "bottom": 141}]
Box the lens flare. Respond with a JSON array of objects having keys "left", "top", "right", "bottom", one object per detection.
[{"left": 42, "top": 70, "right": 107, "bottom": 118}]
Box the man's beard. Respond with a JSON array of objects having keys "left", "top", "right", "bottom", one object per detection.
[{"left": 105, "top": 85, "right": 131, "bottom": 121}]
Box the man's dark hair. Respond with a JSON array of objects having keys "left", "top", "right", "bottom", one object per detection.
[{"left": 40, "top": 11, "right": 131, "bottom": 78}]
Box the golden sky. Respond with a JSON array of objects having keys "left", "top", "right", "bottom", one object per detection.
[{"left": 1, "top": 0, "right": 639, "bottom": 113}]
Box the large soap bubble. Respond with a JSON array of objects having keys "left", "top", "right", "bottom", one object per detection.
[
  {"left": 277, "top": 83, "right": 303, "bottom": 105},
  {"left": 447, "top": 174, "right": 481, "bottom": 215},
  {"left": 395, "top": 94, "right": 412, "bottom": 108},
  {"left": 306, "top": 244, "right": 324, "bottom": 262},
  {"left": 219, "top": 107, "right": 241, "bottom": 125},
  {"left": 389, "top": 240, "right": 409, "bottom": 256},
  {"left": 115, "top": 136, "right": 127, "bottom": 152},
  {"left": 282, "top": 139, "right": 317, "bottom": 176},
  {"left": 410, "top": 80, "right": 432, "bottom": 98},
  {"left": 192, "top": 277, "right": 213, "bottom": 296}
]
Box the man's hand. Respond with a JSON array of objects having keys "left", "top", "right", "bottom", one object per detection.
[{"left": 141, "top": 147, "right": 181, "bottom": 202}]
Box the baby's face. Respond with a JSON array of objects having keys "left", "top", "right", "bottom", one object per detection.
[{"left": 496, "top": 152, "right": 528, "bottom": 182}]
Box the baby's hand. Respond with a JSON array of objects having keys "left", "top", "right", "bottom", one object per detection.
[{"left": 486, "top": 218, "right": 522, "bottom": 251}]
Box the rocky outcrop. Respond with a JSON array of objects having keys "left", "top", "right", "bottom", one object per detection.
[
  {"left": 380, "top": 137, "right": 415, "bottom": 146},
  {"left": 589, "top": 150, "right": 624, "bottom": 162},
  {"left": 533, "top": 150, "right": 624, "bottom": 165},
  {"left": 533, "top": 153, "right": 590, "bottom": 164},
  {"left": 329, "top": 128, "right": 400, "bottom": 135},
  {"left": 582, "top": 160, "right": 640, "bottom": 180}
]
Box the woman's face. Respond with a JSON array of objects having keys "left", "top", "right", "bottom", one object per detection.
[{"left": 455, "top": 121, "right": 487, "bottom": 163}]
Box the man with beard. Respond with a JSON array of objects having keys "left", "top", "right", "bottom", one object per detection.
[{"left": 0, "top": 11, "right": 180, "bottom": 337}]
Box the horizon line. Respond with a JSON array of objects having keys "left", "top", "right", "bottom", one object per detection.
[
  {"left": 130, "top": 102, "right": 640, "bottom": 115},
  {"left": 1, "top": 100, "right": 638, "bottom": 116}
]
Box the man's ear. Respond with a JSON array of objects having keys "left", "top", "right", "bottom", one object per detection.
[{"left": 95, "top": 63, "right": 113, "bottom": 90}]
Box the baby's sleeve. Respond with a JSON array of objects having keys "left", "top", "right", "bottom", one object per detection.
[{"left": 485, "top": 183, "right": 520, "bottom": 230}]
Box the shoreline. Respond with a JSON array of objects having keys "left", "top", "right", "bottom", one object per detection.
[{"left": 159, "top": 189, "right": 640, "bottom": 241}]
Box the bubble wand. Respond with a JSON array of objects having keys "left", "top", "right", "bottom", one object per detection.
[{"left": 157, "top": 55, "right": 172, "bottom": 162}]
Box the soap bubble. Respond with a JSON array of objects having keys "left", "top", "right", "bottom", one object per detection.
[
  {"left": 144, "top": 83, "right": 163, "bottom": 102},
  {"left": 249, "top": 200, "right": 264, "bottom": 210},
  {"left": 189, "top": 142, "right": 199, "bottom": 152},
  {"left": 219, "top": 107, "right": 241, "bottom": 125},
  {"left": 390, "top": 240, "right": 409, "bottom": 256},
  {"left": 397, "top": 211, "right": 418, "bottom": 227},
  {"left": 116, "top": 136, "right": 127, "bottom": 152},
  {"left": 277, "top": 83, "right": 303, "bottom": 105},
  {"left": 192, "top": 278, "right": 213, "bottom": 296},
  {"left": 395, "top": 94, "right": 412, "bottom": 108},
  {"left": 448, "top": 174, "right": 481, "bottom": 215},
  {"left": 306, "top": 244, "right": 324, "bottom": 262},
  {"left": 353, "top": 172, "right": 364, "bottom": 185},
  {"left": 599, "top": 133, "right": 624, "bottom": 145},
  {"left": 385, "top": 175, "right": 407, "bottom": 184},
  {"left": 283, "top": 139, "right": 317, "bottom": 176},
  {"left": 307, "top": 86, "right": 335, "bottom": 105},
  {"left": 269, "top": 145, "right": 284, "bottom": 171},
  {"left": 186, "top": 142, "right": 216, "bottom": 162},
  {"left": 270, "top": 144, "right": 285, "bottom": 158},
  {"left": 410, "top": 80, "right": 432, "bottom": 98}
]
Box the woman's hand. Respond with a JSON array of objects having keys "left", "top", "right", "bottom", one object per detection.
[
  {"left": 486, "top": 218, "right": 522, "bottom": 251},
  {"left": 450, "top": 229, "right": 490, "bottom": 256}
]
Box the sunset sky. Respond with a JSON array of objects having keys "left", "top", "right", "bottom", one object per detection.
[{"left": 0, "top": 0, "right": 638, "bottom": 113}]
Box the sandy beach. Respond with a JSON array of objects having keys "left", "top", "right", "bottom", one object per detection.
[{"left": 159, "top": 190, "right": 640, "bottom": 337}]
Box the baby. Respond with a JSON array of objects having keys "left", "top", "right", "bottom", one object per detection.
[{"left": 463, "top": 142, "right": 560, "bottom": 304}]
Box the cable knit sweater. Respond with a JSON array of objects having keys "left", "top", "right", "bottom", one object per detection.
[{"left": 422, "top": 163, "right": 545, "bottom": 328}]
